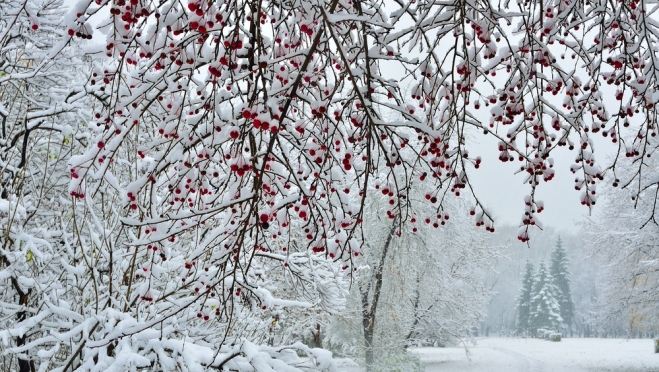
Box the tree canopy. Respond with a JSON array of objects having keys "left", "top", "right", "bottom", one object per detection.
[
  {"left": 529, "top": 261, "right": 563, "bottom": 333},
  {"left": 516, "top": 259, "right": 535, "bottom": 335},
  {"left": 550, "top": 237, "right": 575, "bottom": 330},
  {"left": 1, "top": 0, "right": 659, "bottom": 370}
]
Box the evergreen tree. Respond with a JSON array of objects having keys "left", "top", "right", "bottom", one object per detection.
[
  {"left": 549, "top": 237, "right": 575, "bottom": 333},
  {"left": 515, "top": 260, "right": 535, "bottom": 335},
  {"left": 529, "top": 261, "right": 563, "bottom": 334}
]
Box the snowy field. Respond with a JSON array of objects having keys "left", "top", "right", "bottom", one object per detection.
[{"left": 341, "top": 337, "right": 659, "bottom": 371}]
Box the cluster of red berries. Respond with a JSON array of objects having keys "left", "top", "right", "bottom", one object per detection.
[
  {"left": 423, "top": 213, "right": 450, "bottom": 229},
  {"left": 70, "top": 185, "right": 84, "bottom": 199}
]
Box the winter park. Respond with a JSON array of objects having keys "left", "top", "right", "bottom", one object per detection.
[{"left": 3, "top": 0, "right": 659, "bottom": 371}]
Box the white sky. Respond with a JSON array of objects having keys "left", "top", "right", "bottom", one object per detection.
[{"left": 468, "top": 129, "right": 604, "bottom": 233}]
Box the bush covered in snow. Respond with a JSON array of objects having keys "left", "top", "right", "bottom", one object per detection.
[
  {"left": 373, "top": 350, "right": 423, "bottom": 372},
  {"left": 536, "top": 329, "right": 561, "bottom": 342},
  {"left": 537, "top": 329, "right": 551, "bottom": 339}
]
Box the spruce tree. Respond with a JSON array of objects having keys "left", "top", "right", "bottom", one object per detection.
[
  {"left": 515, "top": 259, "right": 535, "bottom": 335},
  {"left": 529, "top": 261, "right": 563, "bottom": 334},
  {"left": 549, "top": 237, "right": 575, "bottom": 333}
]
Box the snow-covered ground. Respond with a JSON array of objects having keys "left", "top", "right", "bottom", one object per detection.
[
  {"left": 340, "top": 337, "right": 659, "bottom": 371},
  {"left": 416, "top": 337, "right": 659, "bottom": 372}
]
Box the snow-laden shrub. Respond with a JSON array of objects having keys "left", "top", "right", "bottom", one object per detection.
[
  {"left": 550, "top": 333, "right": 562, "bottom": 342},
  {"left": 537, "top": 329, "right": 551, "bottom": 339},
  {"left": 654, "top": 338, "right": 659, "bottom": 353},
  {"left": 372, "top": 350, "right": 423, "bottom": 372},
  {"left": 324, "top": 313, "right": 362, "bottom": 359}
]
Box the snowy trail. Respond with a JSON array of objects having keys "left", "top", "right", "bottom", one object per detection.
[
  {"left": 417, "top": 338, "right": 544, "bottom": 372},
  {"left": 484, "top": 344, "right": 541, "bottom": 372}
]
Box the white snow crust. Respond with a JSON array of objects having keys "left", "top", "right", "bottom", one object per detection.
[
  {"left": 342, "top": 337, "right": 659, "bottom": 371},
  {"left": 417, "top": 337, "right": 659, "bottom": 372}
]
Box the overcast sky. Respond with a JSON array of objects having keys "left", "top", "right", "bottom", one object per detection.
[{"left": 469, "top": 132, "right": 602, "bottom": 234}]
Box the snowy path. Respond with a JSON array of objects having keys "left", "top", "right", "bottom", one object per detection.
[{"left": 414, "top": 337, "right": 659, "bottom": 372}]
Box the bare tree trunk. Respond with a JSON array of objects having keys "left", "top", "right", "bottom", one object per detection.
[
  {"left": 362, "top": 291, "right": 374, "bottom": 371},
  {"left": 11, "top": 277, "right": 33, "bottom": 372},
  {"left": 313, "top": 323, "right": 322, "bottom": 348},
  {"left": 361, "top": 217, "right": 398, "bottom": 372},
  {"left": 405, "top": 273, "right": 422, "bottom": 346}
]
